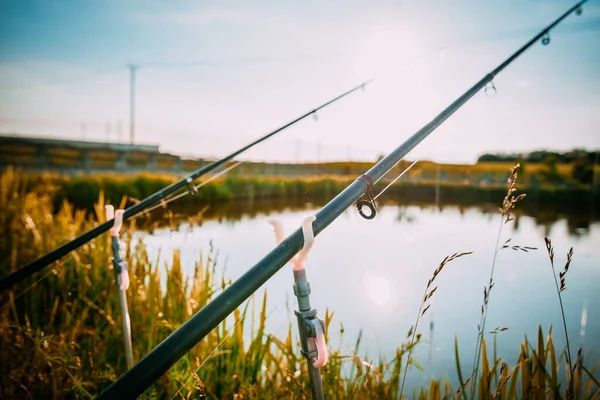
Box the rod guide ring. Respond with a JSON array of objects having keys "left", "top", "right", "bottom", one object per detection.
[
  {"left": 357, "top": 200, "right": 376, "bottom": 220},
  {"left": 356, "top": 174, "right": 377, "bottom": 220},
  {"left": 542, "top": 34, "right": 551, "bottom": 46}
]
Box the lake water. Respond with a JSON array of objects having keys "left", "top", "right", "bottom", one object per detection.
[{"left": 137, "top": 198, "right": 599, "bottom": 389}]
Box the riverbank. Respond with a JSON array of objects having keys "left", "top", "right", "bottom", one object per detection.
[
  {"left": 1, "top": 168, "right": 599, "bottom": 398},
  {"left": 8, "top": 168, "right": 600, "bottom": 214}
]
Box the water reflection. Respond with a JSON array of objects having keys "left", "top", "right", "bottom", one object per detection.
[
  {"left": 364, "top": 274, "right": 395, "bottom": 307},
  {"left": 137, "top": 196, "right": 600, "bottom": 239},
  {"left": 137, "top": 196, "right": 599, "bottom": 390},
  {"left": 428, "top": 299, "right": 435, "bottom": 364}
]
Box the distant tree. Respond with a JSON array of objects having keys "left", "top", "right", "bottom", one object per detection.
[
  {"left": 477, "top": 154, "right": 500, "bottom": 162},
  {"left": 516, "top": 157, "right": 526, "bottom": 176},
  {"left": 541, "top": 154, "right": 562, "bottom": 183},
  {"left": 572, "top": 157, "right": 594, "bottom": 184},
  {"left": 477, "top": 149, "right": 599, "bottom": 171},
  {"left": 477, "top": 153, "right": 520, "bottom": 163},
  {"left": 528, "top": 150, "right": 555, "bottom": 163},
  {"left": 562, "top": 148, "right": 588, "bottom": 163}
]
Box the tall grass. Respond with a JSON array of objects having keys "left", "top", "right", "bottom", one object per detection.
[
  {"left": 0, "top": 167, "right": 415, "bottom": 399},
  {"left": 399, "top": 251, "right": 473, "bottom": 399},
  {"left": 544, "top": 237, "right": 576, "bottom": 399},
  {"left": 0, "top": 167, "right": 599, "bottom": 399},
  {"left": 469, "top": 164, "right": 527, "bottom": 396}
]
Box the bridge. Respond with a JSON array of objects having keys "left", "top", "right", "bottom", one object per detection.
[
  {"left": 0, "top": 134, "right": 210, "bottom": 175},
  {"left": 0, "top": 133, "right": 518, "bottom": 185}
]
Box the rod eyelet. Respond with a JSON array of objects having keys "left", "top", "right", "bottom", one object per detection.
[
  {"left": 484, "top": 82, "right": 497, "bottom": 98},
  {"left": 541, "top": 35, "right": 551, "bottom": 46},
  {"left": 357, "top": 200, "right": 376, "bottom": 220},
  {"left": 186, "top": 177, "right": 198, "bottom": 196}
]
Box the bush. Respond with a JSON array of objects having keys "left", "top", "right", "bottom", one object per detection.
[{"left": 572, "top": 157, "right": 594, "bottom": 184}]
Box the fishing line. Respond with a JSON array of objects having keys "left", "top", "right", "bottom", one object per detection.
[
  {"left": 0, "top": 67, "right": 125, "bottom": 92},
  {"left": 2, "top": 161, "right": 246, "bottom": 311},
  {"left": 0, "top": 265, "right": 63, "bottom": 314},
  {"left": 169, "top": 300, "right": 251, "bottom": 400},
  {"left": 372, "top": 160, "right": 419, "bottom": 201},
  {"left": 357, "top": 160, "right": 419, "bottom": 219},
  {"left": 0, "top": 80, "right": 372, "bottom": 293},
  {"left": 98, "top": 2, "right": 589, "bottom": 397},
  {"left": 130, "top": 161, "right": 245, "bottom": 220},
  {"left": 169, "top": 289, "right": 300, "bottom": 400}
]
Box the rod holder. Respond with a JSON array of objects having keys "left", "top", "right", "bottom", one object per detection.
[
  {"left": 95, "top": 4, "right": 588, "bottom": 397},
  {"left": 106, "top": 205, "right": 134, "bottom": 369},
  {"left": 269, "top": 216, "right": 327, "bottom": 399}
]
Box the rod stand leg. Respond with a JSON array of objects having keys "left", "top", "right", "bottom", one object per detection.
[
  {"left": 113, "top": 252, "right": 134, "bottom": 370},
  {"left": 293, "top": 268, "right": 327, "bottom": 400},
  {"left": 106, "top": 206, "right": 135, "bottom": 370},
  {"left": 295, "top": 310, "right": 326, "bottom": 400}
]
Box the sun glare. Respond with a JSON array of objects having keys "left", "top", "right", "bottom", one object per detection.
[{"left": 365, "top": 275, "right": 393, "bottom": 306}]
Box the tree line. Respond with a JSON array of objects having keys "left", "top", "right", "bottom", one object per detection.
[
  {"left": 477, "top": 149, "right": 599, "bottom": 164},
  {"left": 477, "top": 149, "right": 599, "bottom": 184}
]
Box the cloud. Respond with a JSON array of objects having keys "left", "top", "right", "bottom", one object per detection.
[{"left": 517, "top": 79, "right": 531, "bottom": 89}]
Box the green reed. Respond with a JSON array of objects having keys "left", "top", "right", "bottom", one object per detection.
[{"left": 0, "top": 167, "right": 598, "bottom": 399}]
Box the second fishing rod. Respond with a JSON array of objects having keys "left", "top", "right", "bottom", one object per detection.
[
  {"left": 0, "top": 80, "right": 371, "bottom": 293},
  {"left": 98, "top": 1, "right": 589, "bottom": 399}
]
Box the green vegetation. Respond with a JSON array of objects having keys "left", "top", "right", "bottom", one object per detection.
[
  {"left": 478, "top": 149, "right": 599, "bottom": 185},
  {"left": 8, "top": 163, "right": 600, "bottom": 216},
  {"left": 1, "top": 167, "right": 599, "bottom": 399},
  {"left": 0, "top": 168, "right": 413, "bottom": 399},
  {"left": 477, "top": 149, "right": 599, "bottom": 164}
]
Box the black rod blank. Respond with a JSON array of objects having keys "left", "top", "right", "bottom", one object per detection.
[
  {"left": 97, "top": 2, "right": 587, "bottom": 398},
  {"left": 0, "top": 81, "right": 371, "bottom": 293}
]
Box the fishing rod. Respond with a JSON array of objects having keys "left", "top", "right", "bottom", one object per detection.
[
  {"left": 0, "top": 81, "right": 371, "bottom": 293},
  {"left": 97, "top": 2, "right": 588, "bottom": 398}
]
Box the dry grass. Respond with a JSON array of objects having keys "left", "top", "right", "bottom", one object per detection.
[
  {"left": 0, "top": 167, "right": 416, "bottom": 399},
  {"left": 399, "top": 251, "right": 473, "bottom": 399},
  {"left": 544, "top": 237, "right": 576, "bottom": 399},
  {"left": 0, "top": 166, "right": 598, "bottom": 399},
  {"left": 469, "top": 163, "right": 528, "bottom": 395}
]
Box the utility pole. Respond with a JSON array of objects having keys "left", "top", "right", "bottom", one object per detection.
[
  {"left": 128, "top": 65, "right": 139, "bottom": 146},
  {"left": 592, "top": 150, "right": 599, "bottom": 220}
]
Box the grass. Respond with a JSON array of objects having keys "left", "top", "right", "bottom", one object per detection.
[
  {"left": 544, "top": 237, "right": 576, "bottom": 399},
  {"left": 469, "top": 164, "right": 527, "bottom": 398},
  {"left": 399, "top": 251, "right": 473, "bottom": 399},
  {"left": 0, "top": 167, "right": 599, "bottom": 399},
  {"left": 0, "top": 168, "right": 415, "bottom": 399}
]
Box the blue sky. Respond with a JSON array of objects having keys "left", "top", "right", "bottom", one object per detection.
[{"left": 1, "top": 0, "right": 599, "bottom": 163}]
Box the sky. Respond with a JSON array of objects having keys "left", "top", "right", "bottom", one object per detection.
[{"left": 0, "top": 0, "right": 599, "bottom": 164}]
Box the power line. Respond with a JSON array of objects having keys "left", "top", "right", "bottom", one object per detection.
[
  {"left": 0, "top": 67, "right": 124, "bottom": 92},
  {"left": 138, "top": 51, "right": 341, "bottom": 69},
  {"left": 97, "top": 4, "right": 589, "bottom": 397},
  {"left": 0, "top": 80, "right": 372, "bottom": 292}
]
